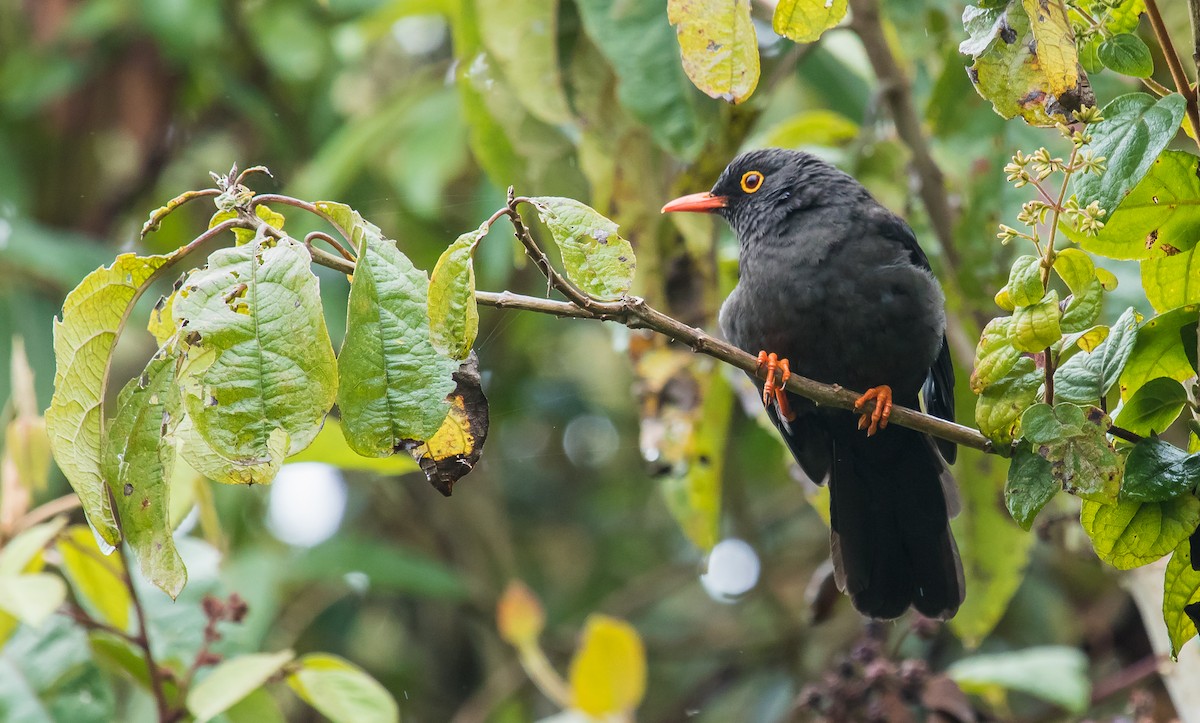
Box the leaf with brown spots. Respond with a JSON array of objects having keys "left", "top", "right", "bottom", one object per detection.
[{"left": 408, "top": 355, "right": 489, "bottom": 496}]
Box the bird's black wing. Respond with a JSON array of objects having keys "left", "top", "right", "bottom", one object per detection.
[{"left": 875, "top": 210, "right": 957, "bottom": 463}]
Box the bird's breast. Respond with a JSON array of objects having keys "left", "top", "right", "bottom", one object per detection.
[{"left": 720, "top": 251, "right": 943, "bottom": 397}]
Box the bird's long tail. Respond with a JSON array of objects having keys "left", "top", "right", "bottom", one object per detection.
[{"left": 827, "top": 410, "right": 964, "bottom": 620}]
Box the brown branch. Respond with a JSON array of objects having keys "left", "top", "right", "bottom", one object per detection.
[
  {"left": 1146, "top": 0, "right": 1200, "bottom": 154},
  {"left": 846, "top": 0, "right": 959, "bottom": 270},
  {"left": 114, "top": 542, "right": 174, "bottom": 722},
  {"left": 1191, "top": 0, "right": 1200, "bottom": 80}
]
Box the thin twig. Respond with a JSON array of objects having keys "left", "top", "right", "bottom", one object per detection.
[
  {"left": 304, "top": 231, "right": 355, "bottom": 263},
  {"left": 1108, "top": 425, "right": 1146, "bottom": 445},
  {"left": 115, "top": 543, "right": 173, "bottom": 721},
  {"left": 1146, "top": 0, "right": 1200, "bottom": 154},
  {"left": 13, "top": 494, "right": 81, "bottom": 535},
  {"left": 61, "top": 604, "right": 141, "bottom": 647}
]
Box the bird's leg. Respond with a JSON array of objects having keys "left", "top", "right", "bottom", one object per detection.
[
  {"left": 854, "top": 385, "right": 893, "bottom": 436},
  {"left": 756, "top": 351, "right": 796, "bottom": 422}
]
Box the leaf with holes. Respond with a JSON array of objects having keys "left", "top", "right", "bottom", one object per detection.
[
  {"left": 1021, "top": 402, "right": 1120, "bottom": 502},
  {"left": 321, "top": 202, "right": 459, "bottom": 457},
  {"left": 1071, "top": 93, "right": 1185, "bottom": 215},
  {"left": 46, "top": 253, "right": 172, "bottom": 545},
  {"left": 1070, "top": 150, "right": 1200, "bottom": 260},
  {"left": 528, "top": 197, "right": 636, "bottom": 300},
  {"left": 668, "top": 0, "right": 759, "bottom": 104},
  {"left": 173, "top": 236, "right": 336, "bottom": 479},
  {"left": 102, "top": 351, "right": 186, "bottom": 598},
  {"left": 1142, "top": 245, "right": 1200, "bottom": 313}
]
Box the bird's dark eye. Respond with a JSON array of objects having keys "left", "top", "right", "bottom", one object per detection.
[{"left": 740, "top": 171, "right": 764, "bottom": 193}]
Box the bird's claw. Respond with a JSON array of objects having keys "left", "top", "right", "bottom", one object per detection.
[
  {"left": 854, "top": 385, "right": 893, "bottom": 436},
  {"left": 756, "top": 351, "right": 795, "bottom": 422}
]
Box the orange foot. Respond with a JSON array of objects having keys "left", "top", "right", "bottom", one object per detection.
[
  {"left": 756, "top": 351, "right": 795, "bottom": 422},
  {"left": 854, "top": 385, "right": 893, "bottom": 437}
]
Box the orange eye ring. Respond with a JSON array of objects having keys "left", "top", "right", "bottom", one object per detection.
[{"left": 740, "top": 171, "right": 764, "bottom": 193}]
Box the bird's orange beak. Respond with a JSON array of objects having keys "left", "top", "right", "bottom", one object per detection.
[{"left": 661, "top": 192, "right": 727, "bottom": 214}]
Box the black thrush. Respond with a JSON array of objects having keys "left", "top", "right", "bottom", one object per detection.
[{"left": 662, "top": 148, "right": 964, "bottom": 620}]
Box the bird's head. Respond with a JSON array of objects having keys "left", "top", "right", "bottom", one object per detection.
[{"left": 661, "top": 148, "right": 864, "bottom": 246}]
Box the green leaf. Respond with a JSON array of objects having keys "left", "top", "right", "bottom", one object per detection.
[
  {"left": 1072, "top": 93, "right": 1185, "bottom": 215},
  {"left": 948, "top": 646, "right": 1090, "bottom": 713},
  {"left": 225, "top": 688, "right": 286, "bottom": 723},
  {"left": 0, "top": 616, "right": 114, "bottom": 723},
  {"left": 772, "top": 0, "right": 848, "bottom": 43},
  {"left": 321, "top": 201, "right": 459, "bottom": 455},
  {"left": 668, "top": 0, "right": 759, "bottom": 104},
  {"left": 1163, "top": 539, "right": 1200, "bottom": 659},
  {"left": 287, "top": 653, "right": 399, "bottom": 723},
  {"left": 1098, "top": 33, "right": 1153, "bottom": 77},
  {"left": 427, "top": 230, "right": 482, "bottom": 360},
  {"left": 1080, "top": 494, "right": 1200, "bottom": 569},
  {"left": 1007, "top": 255, "right": 1044, "bottom": 306},
  {"left": 46, "top": 253, "right": 172, "bottom": 545},
  {"left": 971, "top": 317, "right": 1021, "bottom": 393},
  {"left": 976, "top": 356, "right": 1042, "bottom": 446},
  {"left": 56, "top": 526, "right": 130, "bottom": 632},
  {"left": 759, "top": 109, "right": 858, "bottom": 149},
  {"left": 1053, "top": 248, "right": 1104, "bottom": 333},
  {"left": 475, "top": 0, "right": 572, "bottom": 125},
  {"left": 1142, "top": 245, "right": 1200, "bottom": 313},
  {"left": 1055, "top": 306, "right": 1140, "bottom": 404},
  {"left": 177, "top": 412, "right": 287, "bottom": 486},
  {"left": 1020, "top": 403, "right": 1120, "bottom": 502},
  {"left": 1121, "top": 438, "right": 1200, "bottom": 502},
  {"left": 961, "top": 0, "right": 1087, "bottom": 126},
  {"left": 1005, "top": 443, "right": 1058, "bottom": 530},
  {"left": 103, "top": 352, "right": 186, "bottom": 598},
  {"left": 173, "top": 236, "right": 337, "bottom": 480},
  {"left": 951, "top": 447, "right": 1037, "bottom": 647},
  {"left": 528, "top": 197, "right": 636, "bottom": 300},
  {"left": 1119, "top": 304, "right": 1199, "bottom": 401},
  {"left": 0, "top": 574, "right": 67, "bottom": 626},
  {"left": 1009, "top": 290, "right": 1061, "bottom": 352},
  {"left": 285, "top": 420, "right": 418, "bottom": 474},
  {"left": 186, "top": 650, "right": 295, "bottom": 723},
  {"left": 1070, "top": 150, "right": 1200, "bottom": 260},
  {"left": 1114, "top": 377, "right": 1189, "bottom": 436},
  {"left": 574, "top": 0, "right": 719, "bottom": 158}
]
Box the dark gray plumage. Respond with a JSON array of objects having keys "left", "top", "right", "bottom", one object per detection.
[{"left": 665, "top": 148, "right": 964, "bottom": 620}]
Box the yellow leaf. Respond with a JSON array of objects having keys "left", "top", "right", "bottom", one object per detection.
[
  {"left": 496, "top": 580, "right": 545, "bottom": 649},
  {"left": 668, "top": 0, "right": 760, "bottom": 104},
  {"left": 569, "top": 615, "right": 646, "bottom": 716},
  {"left": 56, "top": 525, "right": 131, "bottom": 631},
  {"left": 1022, "top": 0, "right": 1077, "bottom": 96},
  {"left": 773, "top": 0, "right": 849, "bottom": 44}
]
